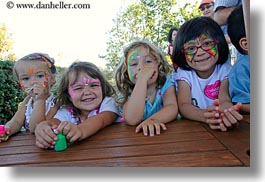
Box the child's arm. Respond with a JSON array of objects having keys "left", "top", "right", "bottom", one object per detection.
[
  {"left": 29, "top": 83, "right": 50, "bottom": 133},
  {"left": 218, "top": 79, "right": 243, "bottom": 127},
  {"left": 4, "top": 96, "right": 30, "bottom": 137},
  {"left": 123, "top": 67, "right": 155, "bottom": 125},
  {"left": 177, "top": 80, "right": 210, "bottom": 123},
  {"left": 57, "top": 111, "right": 118, "bottom": 143},
  {"left": 35, "top": 118, "right": 61, "bottom": 149},
  {"left": 135, "top": 86, "right": 178, "bottom": 136}
]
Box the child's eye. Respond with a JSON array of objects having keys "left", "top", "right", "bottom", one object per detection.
[
  {"left": 129, "top": 62, "right": 138, "bottom": 67},
  {"left": 186, "top": 46, "right": 196, "bottom": 52},
  {"left": 90, "top": 83, "right": 101, "bottom": 88},
  {"left": 36, "top": 73, "right": 45, "bottom": 79},
  {"left": 72, "top": 85, "right": 83, "bottom": 90},
  {"left": 21, "top": 77, "right": 29, "bottom": 81},
  {"left": 202, "top": 40, "right": 214, "bottom": 47},
  {"left": 145, "top": 59, "right": 154, "bottom": 65}
]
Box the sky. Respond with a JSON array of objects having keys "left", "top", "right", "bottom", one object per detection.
[
  {"left": 0, "top": 0, "right": 132, "bottom": 69},
  {"left": 0, "top": 0, "right": 198, "bottom": 69}
]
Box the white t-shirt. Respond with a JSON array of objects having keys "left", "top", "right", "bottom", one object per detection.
[
  {"left": 173, "top": 63, "right": 231, "bottom": 109},
  {"left": 54, "top": 97, "right": 121, "bottom": 125}
]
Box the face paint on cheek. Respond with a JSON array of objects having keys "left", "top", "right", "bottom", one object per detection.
[
  {"left": 69, "top": 87, "right": 75, "bottom": 98},
  {"left": 127, "top": 65, "right": 135, "bottom": 82},
  {"left": 185, "top": 54, "right": 194, "bottom": 62},
  {"left": 205, "top": 45, "right": 217, "bottom": 57},
  {"left": 126, "top": 51, "right": 139, "bottom": 82}
]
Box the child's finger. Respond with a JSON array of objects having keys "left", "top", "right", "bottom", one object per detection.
[
  {"left": 206, "top": 118, "right": 222, "bottom": 125},
  {"left": 209, "top": 124, "right": 221, "bottom": 130},
  {"left": 154, "top": 123, "right": 161, "bottom": 135},
  {"left": 221, "top": 112, "right": 233, "bottom": 127},
  {"left": 142, "top": 125, "right": 148, "bottom": 136},
  {"left": 219, "top": 123, "right": 227, "bottom": 132},
  {"left": 135, "top": 124, "right": 142, "bottom": 133},
  {"left": 148, "top": 124, "right": 155, "bottom": 136}
]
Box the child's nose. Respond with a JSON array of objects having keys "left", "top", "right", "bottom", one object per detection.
[{"left": 30, "top": 76, "right": 38, "bottom": 85}]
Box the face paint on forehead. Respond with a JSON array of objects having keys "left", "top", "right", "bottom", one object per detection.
[
  {"left": 27, "top": 68, "right": 35, "bottom": 75},
  {"left": 68, "top": 77, "right": 101, "bottom": 98},
  {"left": 71, "top": 77, "right": 101, "bottom": 87}
]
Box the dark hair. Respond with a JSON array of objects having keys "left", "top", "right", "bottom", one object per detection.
[
  {"left": 56, "top": 61, "right": 116, "bottom": 113},
  {"left": 227, "top": 5, "right": 247, "bottom": 55},
  {"left": 172, "top": 16, "right": 229, "bottom": 71},
  {"left": 167, "top": 27, "right": 179, "bottom": 43}
]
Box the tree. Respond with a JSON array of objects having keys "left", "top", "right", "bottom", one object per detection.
[
  {"left": 101, "top": 0, "right": 201, "bottom": 80},
  {"left": 0, "top": 24, "right": 16, "bottom": 61}
]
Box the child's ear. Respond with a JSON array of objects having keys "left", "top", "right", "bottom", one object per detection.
[{"left": 239, "top": 37, "right": 248, "bottom": 52}]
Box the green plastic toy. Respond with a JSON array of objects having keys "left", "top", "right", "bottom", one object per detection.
[{"left": 54, "top": 133, "right": 67, "bottom": 151}]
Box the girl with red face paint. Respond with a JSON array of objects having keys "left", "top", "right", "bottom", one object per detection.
[{"left": 1, "top": 53, "right": 58, "bottom": 142}]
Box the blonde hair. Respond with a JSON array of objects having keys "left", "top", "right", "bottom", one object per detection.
[{"left": 115, "top": 40, "right": 172, "bottom": 105}]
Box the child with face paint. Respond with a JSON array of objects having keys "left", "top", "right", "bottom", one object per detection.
[
  {"left": 35, "top": 61, "right": 120, "bottom": 149},
  {"left": 172, "top": 16, "right": 243, "bottom": 131},
  {"left": 0, "top": 53, "right": 57, "bottom": 142},
  {"left": 115, "top": 40, "right": 178, "bottom": 136}
]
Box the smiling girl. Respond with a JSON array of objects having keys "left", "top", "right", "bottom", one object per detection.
[
  {"left": 172, "top": 17, "right": 242, "bottom": 131},
  {"left": 35, "top": 61, "right": 120, "bottom": 149}
]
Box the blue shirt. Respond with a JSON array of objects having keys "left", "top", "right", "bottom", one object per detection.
[
  {"left": 143, "top": 75, "right": 174, "bottom": 120},
  {"left": 229, "top": 55, "right": 250, "bottom": 104}
]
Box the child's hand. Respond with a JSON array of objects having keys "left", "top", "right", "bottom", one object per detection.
[
  {"left": 220, "top": 103, "right": 243, "bottom": 128},
  {"left": 204, "top": 100, "right": 227, "bottom": 131},
  {"left": 57, "top": 122, "right": 82, "bottom": 143},
  {"left": 35, "top": 122, "right": 57, "bottom": 149},
  {"left": 136, "top": 67, "right": 156, "bottom": 83},
  {"left": 135, "top": 118, "right": 167, "bottom": 136},
  {"left": 31, "top": 82, "right": 49, "bottom": 100},
  {"left": 0, "top": 127, "right": 10, "bottom": 142}
]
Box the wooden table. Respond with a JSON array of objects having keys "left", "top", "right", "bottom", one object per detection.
[{"left": 0, "top": 116, "right": 250, "bottom": 167}]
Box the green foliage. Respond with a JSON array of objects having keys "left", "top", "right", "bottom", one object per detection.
[
  {"left": 101, "top": 0, "right": 201, "bottom": 80},
  {"left": 0, "top": 60, "right": 24, "bottom": 124}
]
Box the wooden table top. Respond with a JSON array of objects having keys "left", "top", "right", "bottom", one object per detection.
[{"left": 0, "top": 115, "right": 250, "bottom": 167}]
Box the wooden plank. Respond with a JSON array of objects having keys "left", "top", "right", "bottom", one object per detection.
[
  {"left": 202, "top": 121, "right": 250, "bottom": 166},
  {"left": 0, "top": 139, "right": 226, "bottom": 166},
  {"left": 0, "top": 131, "right": 214, "bottom": 155},
  {"left": 16, "top": 150, "right": 242, "bottom": 167}
]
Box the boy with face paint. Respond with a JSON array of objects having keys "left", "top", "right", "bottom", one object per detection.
[
  {"left": 172, "top": 16, "right": 243, "bottom": 132},
  {"left": 115, "top": 40, "right": 178, "bottom": 137},
  {"left": 0, "top": 53, "right": 58, "bottom": 142}
]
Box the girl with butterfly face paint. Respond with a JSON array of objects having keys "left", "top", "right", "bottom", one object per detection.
[{"left": 172, "top": 17, "right": 243, "bottom": 132}]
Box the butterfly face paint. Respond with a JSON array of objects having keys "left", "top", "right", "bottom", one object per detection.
[
  {"left": 68, "top": 77, "right": 101, "bottom": 98},
  {"left": 183, "top": 33, "right": 217, "bottom": 62},
  {"left": 126, "top": 51, "right": 140, "bottom": 82}
]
